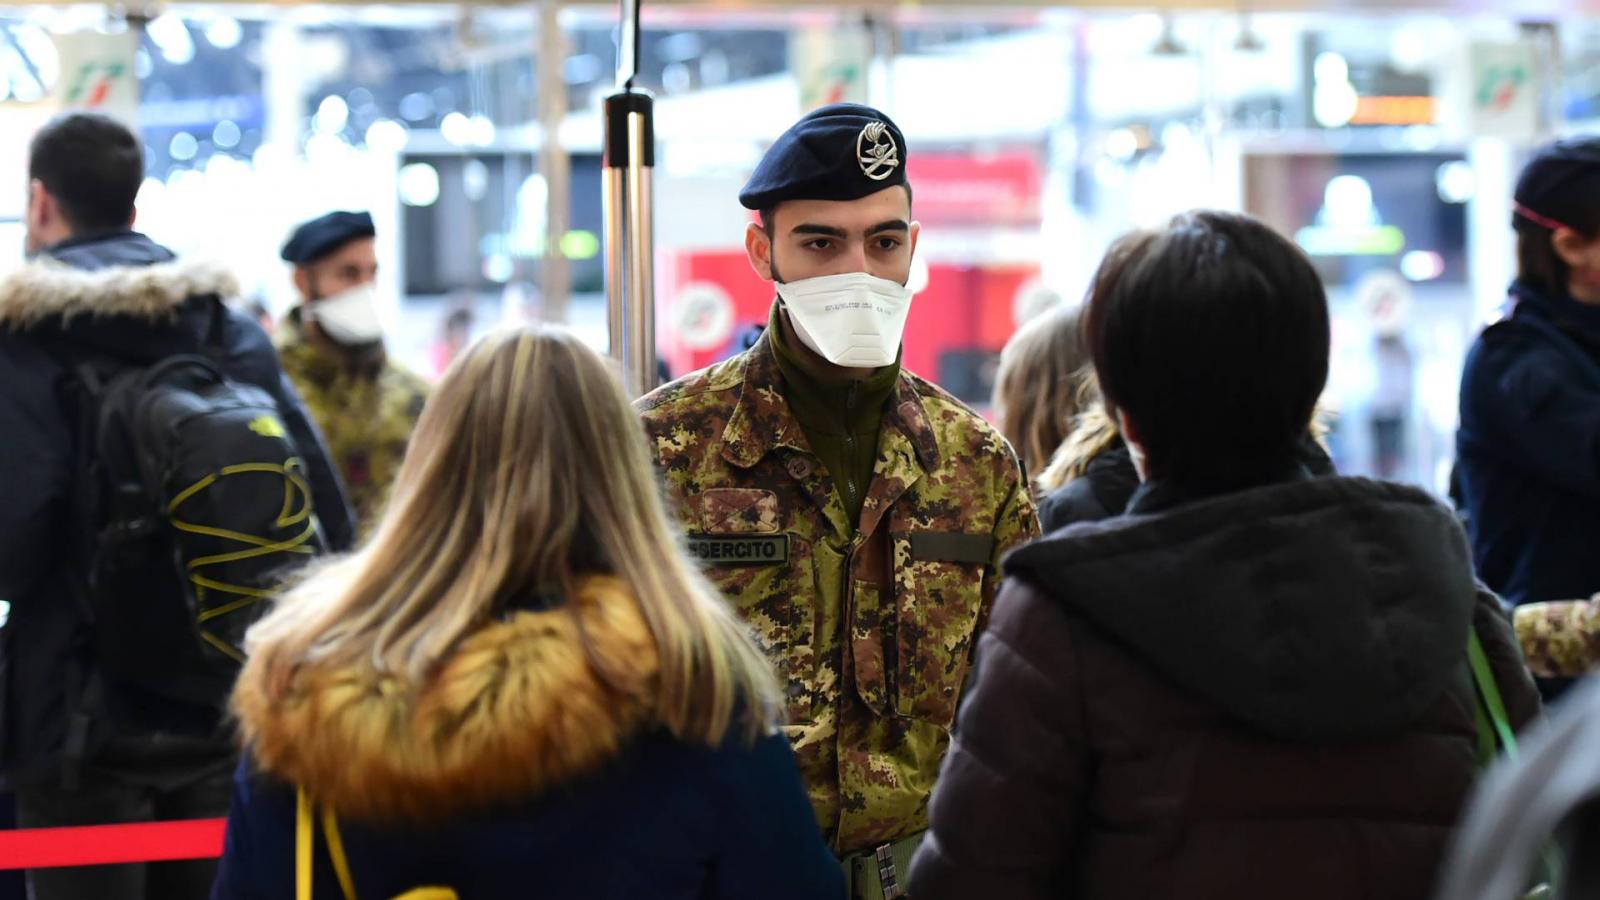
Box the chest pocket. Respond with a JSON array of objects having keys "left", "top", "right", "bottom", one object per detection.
[
  {"left": 689, "top": 489, "right": 816, "bottom": 723},
  {"left": 887, "top": 531, "right": 991, "bottom": 726}
]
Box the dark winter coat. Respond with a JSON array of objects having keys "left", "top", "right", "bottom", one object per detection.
[
  {"left": 212, "top": 576, "right": 843, "bottom": 900},
  {"left": 0, "top": 232, "right": 355, "bottom": 787},
  {"left": 1037, "top": 444, "right": 1140, "bottom": 532},
  {"left": 908, "top": 475, "right": 1540, "bottom": 900},
  {"left": 1457, "top": 282, "right": 1600, "bottom": 610}
]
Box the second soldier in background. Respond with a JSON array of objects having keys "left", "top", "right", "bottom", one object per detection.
[
  {"left": 639, "top": 104, "right": 1039, "bottom": 899},
  {"left": 277, "top": 211, "right": 431, "bottom": 529}
]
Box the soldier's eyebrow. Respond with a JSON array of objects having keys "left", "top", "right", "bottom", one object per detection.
[
  {"left": 865, "top": 219, "right": 910, "bottom": 237},
  {"left": 790, "top": 223, "right": 848, "bottom": 238}
]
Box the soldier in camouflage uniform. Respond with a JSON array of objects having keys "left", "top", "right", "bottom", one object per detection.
[
  {"left": 638, "top": 104, "right": 1039, "bottom": 899},
  {"left": 1515, "top": 594, "right": 1600, "bottom": 679},
  {"left": 277, "top": 212, "right": 430, "bottom": 529}
]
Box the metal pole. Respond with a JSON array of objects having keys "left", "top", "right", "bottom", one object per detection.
[
  {"left": 538, "top": 0, "right": 571, "bottom": 323},
  {"left": 602, "top": 0, "right": 656, "bottom": 396},
  {"left": 626, "top": 108, "right": 655, "bottom": 395},
  {"left": 604, "top": 166, "right": 626, "bottom": 357}
]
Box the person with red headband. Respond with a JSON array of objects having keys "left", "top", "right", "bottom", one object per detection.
[{"left": 1457, "top": 137, "right": 1600, "bottom": 698}]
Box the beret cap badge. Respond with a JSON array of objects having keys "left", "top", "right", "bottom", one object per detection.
[{"left": 857, "top": 121, "right": 899, "bottom": 182}]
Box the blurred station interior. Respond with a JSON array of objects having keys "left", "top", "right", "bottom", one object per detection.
[{"left": 0, "top": 0, "right": 1590, "bottom": 492}]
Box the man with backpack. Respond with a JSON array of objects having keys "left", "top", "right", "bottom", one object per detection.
[{"left": 0, "top": 112, "right": 355, "bottom": 899}]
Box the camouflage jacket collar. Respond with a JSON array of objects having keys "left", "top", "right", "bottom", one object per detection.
[
  {"left": 720, "top": 336, "right": 941, "bottom": 474},
  {"left": 278, "top": 308, "right": 387, "bottom": 385}
]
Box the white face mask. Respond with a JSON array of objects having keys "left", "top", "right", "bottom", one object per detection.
[
  {"left": 774, "top": 272, "right": 914, "bottom": 368},
  {"left": 309, "top": 283, "right": 385, "bottom": 346}
]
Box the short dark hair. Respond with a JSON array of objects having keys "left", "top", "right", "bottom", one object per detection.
[
  {"left": 1083, "top": 210, "right": 1330, "bottom": 486},
  {"left": 28, "top": 112, "right": 144, "bottom": 234},
  {"left": 759, "top": 183, "right": 914, "bottom": 234}
]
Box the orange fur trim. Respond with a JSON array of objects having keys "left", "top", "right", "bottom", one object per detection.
[{"left": 232, "top": 577, "right": 660, "bottom": 823}]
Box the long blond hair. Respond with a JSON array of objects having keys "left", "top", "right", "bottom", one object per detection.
[
  {"left": 240, "top": 326, "right": 779, "bottom": 744},
  {"left": 993, "top": 303, "right": 1090, "bottom": 488},
  {"left": 1037, "top": 392, "right": 1119, "bottom": 493}
]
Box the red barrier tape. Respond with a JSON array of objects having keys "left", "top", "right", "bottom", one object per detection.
[{"left": 0, "top": 818, "right": 225, "bottom": 870}]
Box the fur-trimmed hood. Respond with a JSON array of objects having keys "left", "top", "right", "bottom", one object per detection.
[
  {"left": 0, "top": 253, "right": 237, "bottom": 330},
  {"left": 232, "top": 577, "right": 663, "bottom": 823},
  {"left": 0, "top": 230, "right": 236, "bottom": 329},
  {"left": 0, "top": 232, "right": 247, "bottom": 368}
]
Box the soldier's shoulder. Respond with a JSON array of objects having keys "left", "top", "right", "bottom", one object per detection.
[
  {"left": 637, "top": 353, "right": 746, "bottom": 420},
  {"left": 903, "top": 369, "right": 1001, "bottom": 437},
  {"left": 274, "top": 335, "right": 314, "bottom": 377},
  {"left": 383, "top": 359, "right": 433, "bottom": 397},
  {"left": 903, "top": 368, "right": 1023, "bottom": 470}
]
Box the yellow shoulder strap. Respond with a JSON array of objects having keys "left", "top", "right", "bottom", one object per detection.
[
  {"left": 298, "top": 787, "right": 458, "bottom": 900},
  {"left": 322, "top": 809, "right": 360, "bottom": 900},
  {"left": 296, "top": 789, "right": 314, "bottom": 900},
  {"left": 298, "top": 791, "right": 359, "bottom": 900}
]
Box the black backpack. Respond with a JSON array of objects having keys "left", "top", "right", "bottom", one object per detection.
[{"left": 61, "top": 311, "right": 328, "bottom": 714}]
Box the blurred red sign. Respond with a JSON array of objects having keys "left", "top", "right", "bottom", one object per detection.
[{"left": 904, "top": 151, "right": 1043, "bottom": 227}]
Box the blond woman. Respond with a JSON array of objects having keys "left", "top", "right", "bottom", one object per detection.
[
  {"left": 211, "top": 327, "right": 842, "bottom": 900},
  {"left": 992, "top": 303, "right": 1090, "bottom": 492}
]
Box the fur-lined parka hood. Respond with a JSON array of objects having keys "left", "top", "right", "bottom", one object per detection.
[
  {"left": 0, "top": 232, "right": 237, "bottom": 330},
  {"left": 232, "top": 576, "right": 663, "bottom": 824}
]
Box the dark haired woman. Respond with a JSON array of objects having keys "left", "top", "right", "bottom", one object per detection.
[
  {"left": 906, "top": 211, "right": 1539, "bottom": 900},
  {"left": 1457, "top": 139, "right": 1600, "bottom": 654}
]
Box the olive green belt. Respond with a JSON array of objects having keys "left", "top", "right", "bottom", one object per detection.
[{"left": 841, "top": 831, "right": 924, "bottom": 900}]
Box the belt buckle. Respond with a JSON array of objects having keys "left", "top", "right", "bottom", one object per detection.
[{"left": 874, "top": 842, "right": 905, "bottom": 900}]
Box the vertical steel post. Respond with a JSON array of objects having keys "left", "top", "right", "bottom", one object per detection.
[
  {"left": 538, "top": 0, "right": 571, "bottom": 323},
  {"left": 602, "top": 0, "right": 657, "bottom": 396}
]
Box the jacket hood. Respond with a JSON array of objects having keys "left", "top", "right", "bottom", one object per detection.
[
  {"left": 0, "top": 232, "right": 239, "bottom": 367},
  {"left": 0, "top": 232, "right": 237, "bottom": 330},
  {"left": 1006, "top": 477, "right": 1477, "bottom": 741},
  {"left": 232, "top": 576, "right": 662, "bottom": 823}
]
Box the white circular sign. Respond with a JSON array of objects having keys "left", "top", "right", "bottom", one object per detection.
[{"left": 673, "top": 282, "right": 737, "bottom": 351}]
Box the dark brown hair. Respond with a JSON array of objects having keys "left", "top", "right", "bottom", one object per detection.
[
  {"left": 1083, "top": 210, "right": 1330, "bottom": 486},
  {"left": 29, "top": 112, "right": 143, "bottom": 234}
]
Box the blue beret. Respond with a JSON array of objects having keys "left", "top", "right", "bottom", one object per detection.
[
  {"left": 739, "top": 103, "right": 908, "bottom": 211},
  {"left": 1514, "top": 138, "right": 1600, "bottom": 232},
  {"left": 281, "top": 211, "right": 376, "bottom": 265}
]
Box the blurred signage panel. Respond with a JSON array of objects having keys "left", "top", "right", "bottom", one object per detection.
[
  {"left": 53, "top": 31, "right": 139, "bottom": 124},
  {"left": 1245, "top": 152, "right": 1468, "bottom": 287},
  {"left": 141, "top": 96, "right": 263, "bottom": 130},
  {"left": 792, "top": 26, "right": 869, "bottom": 111},
  {"left": 1467, "top": 41, "right": 1540, "bottom": 139},
  {"left": 904, "top": 151, "right": 1042, "bottom": 228},
  {"left": 1350, "top": 96, "right": 1434, "bottom": 126}
]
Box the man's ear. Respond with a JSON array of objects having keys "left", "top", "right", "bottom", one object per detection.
[
  {"left": 908, "top": 220, "right": 921, "bottom": 259},
  {"left": 27, "top": 180, "right": 52, "bottom": 231},
  {"left": 292, "top": 267, "right": 314, "bottom": 302},
  {"left": 745, "top": 221, "right": 775, "bottom": 282},
  {"left": 1114, "top": 407, "right": 1150, "bottom": 482}
]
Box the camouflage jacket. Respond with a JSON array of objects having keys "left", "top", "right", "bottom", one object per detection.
[
  {"left": 276, "top": 315, "right": 430, "bottom": 530},
  {"left": 1514, "top": 595, "right": 1600, "bottom": 679},
  {"left": 638, "top": 333, "right": 1039, "bottom": 854}
]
